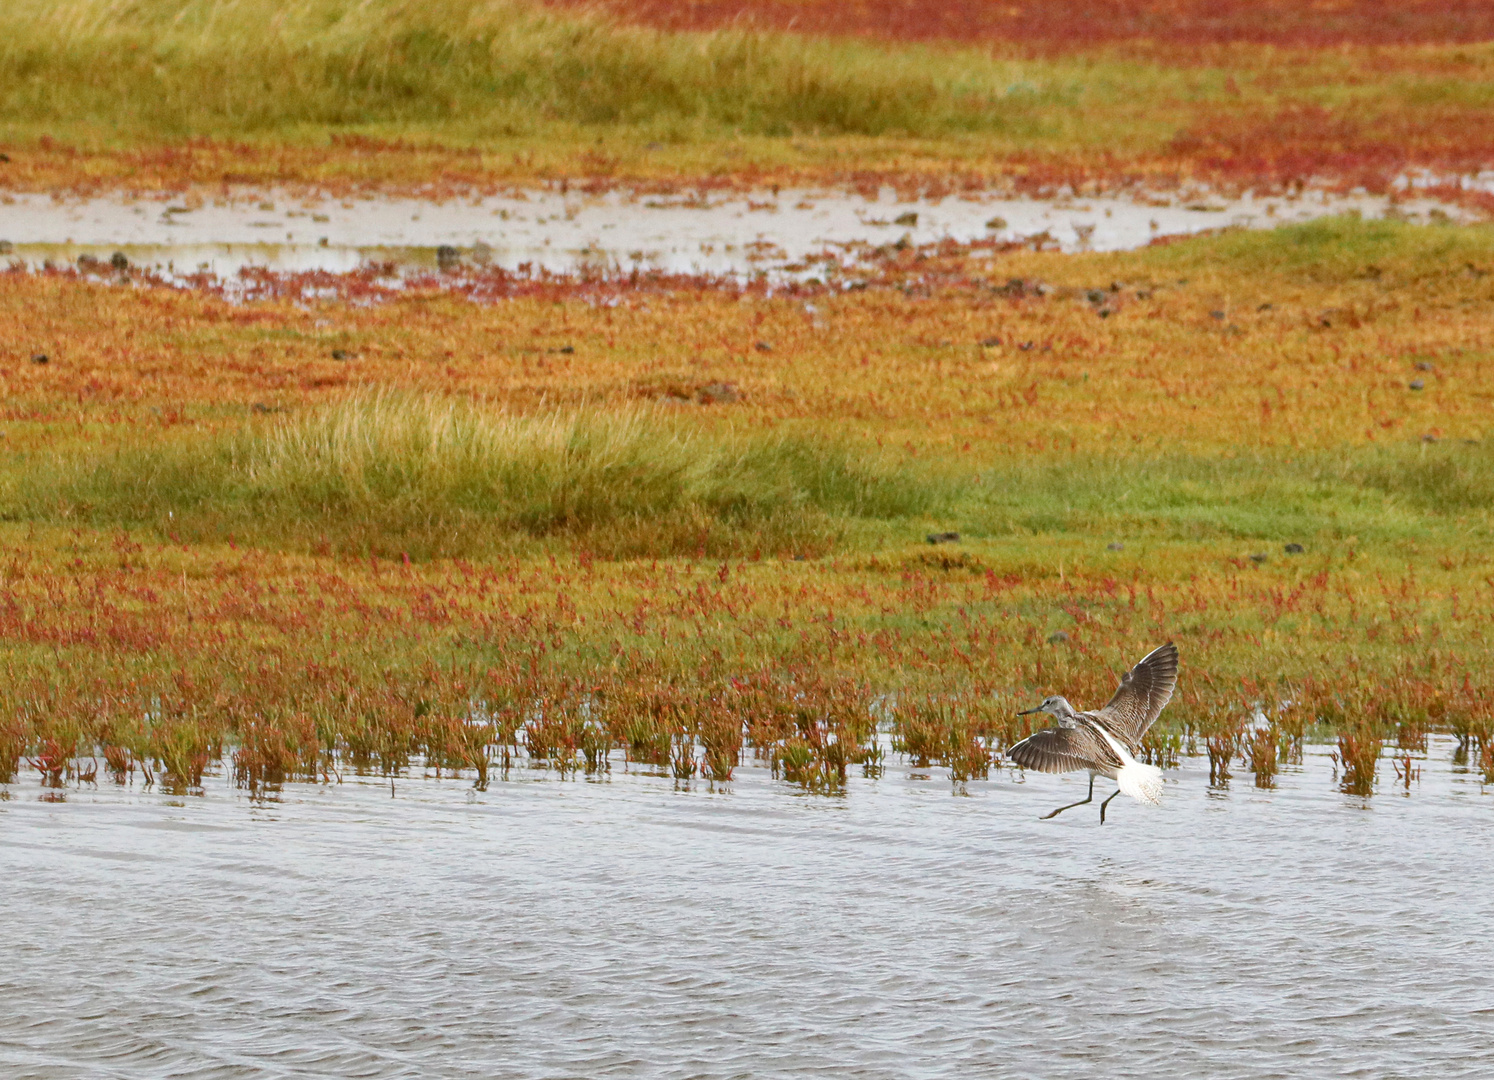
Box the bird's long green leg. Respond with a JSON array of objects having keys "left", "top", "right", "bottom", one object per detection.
[
  {"left": 1041, "top": 774, "right": 1095, "bottom": 819},
  {"left": 1098, "top": 789, "right": 1122, "bottom": 824}
]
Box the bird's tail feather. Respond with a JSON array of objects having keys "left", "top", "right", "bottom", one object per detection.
[{"left": 1116, "top": 760, "right": 1164, "bottom": 806}]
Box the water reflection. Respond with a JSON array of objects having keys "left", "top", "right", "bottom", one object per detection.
[{"left": 0, "top": 185, "right": 1479, "bottom": 285}]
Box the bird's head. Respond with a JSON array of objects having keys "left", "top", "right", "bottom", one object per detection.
[{"left": 1018, "top": 695, "right": 1074, "bottom": 719}]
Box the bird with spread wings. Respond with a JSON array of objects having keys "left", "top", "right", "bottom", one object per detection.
[{"left": 1006, "top": 642, "right": 1179, "bottom": 822}]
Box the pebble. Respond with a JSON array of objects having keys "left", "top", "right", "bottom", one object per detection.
[{"left": 926, "top": 531, "right": 960, "bottom": 545}]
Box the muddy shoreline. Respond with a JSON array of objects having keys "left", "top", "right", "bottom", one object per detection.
[{"left": 3, "top": 183, "right": 1482, "bottom": 284}]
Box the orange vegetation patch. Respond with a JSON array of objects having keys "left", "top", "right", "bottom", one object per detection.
[
  {"left": 553, "top": 0, "right": 1494, "bottom": 49},
  {"left": 3, "top": 225, "right": 1490, "bottom": 454},
  {"left": 1168, "top": 104, "right": 1494, "bottom": 193},
  {"left": 8, "top": 114, "right": 1494, "bottom": 204}
]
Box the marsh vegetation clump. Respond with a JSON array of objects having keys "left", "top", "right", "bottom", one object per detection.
[
  {"left": 1245, "top": 723, "right": 1279, "bottom": 789},
  {"left": 24, "top": 393, "right": 947, "bottom": 560},
  {"left": 0, "top": 644, "right": 1486, "bottom": 802},
  {"left": 1334, "top": 724, "right": 1385, "bottom": 798}
]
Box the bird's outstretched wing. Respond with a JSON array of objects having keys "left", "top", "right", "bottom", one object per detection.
[
  {"left": 1092, "top": 642, "right": 1178, "bottom": 748},
  {"left": 1006, "top": 725, "right": 1117, "bottom": 775}
]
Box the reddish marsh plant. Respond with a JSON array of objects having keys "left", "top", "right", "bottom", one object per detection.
[
  {"left": 1334, "top": 724, "right": 1384, "bottom": 797},
  {"left": 1245, "top": 723, "right": 1279, "bottom": 790}
]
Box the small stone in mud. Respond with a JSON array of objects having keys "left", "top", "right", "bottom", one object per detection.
[
  {"left": 30, "top": 353, "right": 47, "bottom": 364},
  {"left": 926, "top": 531, "right": 960, "bottom": 545},
  {"left": 110, "top": 251, "right": 129, "bottom": 270},
  {"left": 1048, "top": 631, "right": 1070, "bottom": 644},
  {"left": 435, "top": 245, "right": 460, "bottom": 270},
  {"left": 1415, "top": 361, "right": 1434, "bottom": 371},
  {"left": 1210, "top": 310, "right": 1226, "bottom": 320},
  {"left": 696, "top": 382, "right": 740, "bottom": 405},
  {"left": 1421, "top": 433, "right": 1439, "bottom": 443},
  {"left": 985, "top": 216, "right": 1007, "bottom": 230},
  {"left": 1107, "top": 542, "right": 1124, "bottom": 551},
  {"left": 754, "top": 341, "right": 773, "bottom": 352},
  {"left": 1284, "top": 543, "right": 1304, "bottom": 554},
  {"left": 1409, "top": 379, "right": 1425, "bottom": 390},
  {"left": 980, "top": 337, "right": 1001, "bottom": 347},
  {"left": 331, "top": 349, "right": 352, "bottom": 360},
  {"left": 1249, "top": 552, "right": 1268, "bottom": 564},
  {"left": 894, "top": 211, "right": 919, "bottom": 226},
  {"left": 77, "top": 254, "right": 101, "bottom": 270}
]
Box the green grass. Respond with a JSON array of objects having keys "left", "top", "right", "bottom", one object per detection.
[
  {"left": 0, "top": 0, "right": 1122, "bottom": 145},
  {"left": 12, "top": 393, "right": 951, "bottom": 558},
  {"left": 962, "top": 444, "right": 1494, "bottom": 547},
  {"left": 1134, "top": 214, "right": 1494, "bottom": 287},
  {"left": 11, "top": 391, "right": 1493, "bottom": 563}
]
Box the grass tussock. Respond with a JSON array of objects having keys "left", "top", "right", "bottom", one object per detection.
[
  {"left": 0, "top": 0, "right": 1084, "bottom": 144},
  {"left": 21, "top": 393, "right": 948, "bottom": 558}
]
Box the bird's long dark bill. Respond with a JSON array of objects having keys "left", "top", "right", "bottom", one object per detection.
[{"left": 1017, "top": 706, "right": 1042, "bottom": 715}]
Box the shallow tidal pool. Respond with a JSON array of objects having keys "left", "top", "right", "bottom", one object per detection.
[{"left": 2, "top": 735, "right": 1492, "bottom": 1078}]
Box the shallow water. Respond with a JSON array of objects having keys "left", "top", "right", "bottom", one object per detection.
[
  {"left": 2, "top": 734, "right": 1491, "bottom": 1078},
  {"left": 0, "top": 185, "right": 1480, "bottom": 283}
]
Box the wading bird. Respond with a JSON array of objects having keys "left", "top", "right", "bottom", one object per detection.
[{"left": 1006, "top": 642, "right": 1178, "bottom": 823}]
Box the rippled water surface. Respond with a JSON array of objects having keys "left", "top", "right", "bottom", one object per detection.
[{"left": 3, "top": 736, "right": 1492, "bottom": 1079}]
